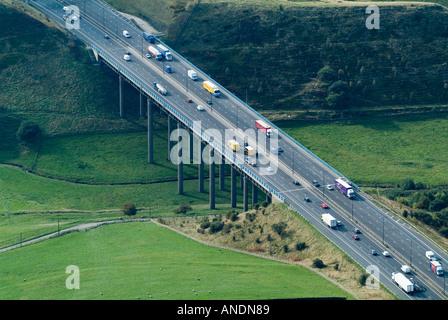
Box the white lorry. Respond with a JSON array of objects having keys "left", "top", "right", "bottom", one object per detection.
[
  {"left": 188, "top": 70, "right": 198, "bottom": 80},
  {"left": 321, "top": 213, "right": 337, "bottom": 228},
  {"left": 153, "top": 82, "right": 167, "bottom": 95},
  {"left": 392, "top": 272, "right": 414, "bottom": 293},
  {"left": 426, "top": 250, "right": 435, "bottom": 260}
]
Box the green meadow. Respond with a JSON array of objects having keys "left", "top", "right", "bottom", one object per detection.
[{"left": 0, "top": 222, "right": 354, "bottom": 300}]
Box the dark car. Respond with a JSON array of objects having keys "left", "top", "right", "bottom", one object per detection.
[
  {"left": 293, "top": 180, "right": 300, "bottom": 185},
  {"left": 313, "top": 180, "right": 320, "bottom": 187},
  {"left": 304, "top": 197, "right": 311, "bottom": 202},
  {"left": 353, "top": 228, "right": 361, "bottom": 234}
]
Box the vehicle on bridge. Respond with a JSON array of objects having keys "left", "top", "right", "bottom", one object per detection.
[
  {"left": 321, "top": 213, "right": 337, "bottom": 228},
  {"left": 188, "top": 70, "right": 198, "bottom": 80},
  {"left": 156, "top": 44, "right": 173, "bottom": 61},
  {"left": 255, "top": 120, "right": 272, "bottom": 138},
  {"left": 244, "top": 146, "right": 255, "bottom": 156},
  {"left": 147, "top": 46, "right": 162, "bottom": 60},
  {"left": 123, "top": 30, "right": 131, "bottom": 38},
  {"left": 227, "top": 139, "right": 240, "bottom": 152},
  {"left": 335, "top": 178, "right": 355, "bottom": 199},
  {"left": 392, "top": 272, "right": 414, "bottom": 294},
  {"left": 143, "top": 32, "right": 155, "bottom": 43},
  {"left": 203, "top": 81, "right": 221, "bottom": 97},
  {"left": 153, "top": 82, "right": 167, "bottom": 95},
  {"left": 430, "top": 260, "right": 444, "bottom": 276}
]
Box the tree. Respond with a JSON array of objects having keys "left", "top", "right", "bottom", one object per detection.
[
  {"left": 317, "top": 66, "right": 336, "bottom": 82},
  {"left": 16, "top": 121, "right": 42, "bottom": 145},
  {"left": 122, "top": 202, "right": 137, "bottom": 216},
  {"left": 272, "top": 222, "right": 287, "bottom": 237},
  {"left": 312, "top": 258, "right": 325, "bottom": 269},
  {"left": 429, "top": 199, "right": 447, "bottom": 212},
  {"left": 398, "top": 178, "right": 415, "bottom": 191},
  {"left": 326, "top": 81, "right": 350, "bottom": 109},
  {"left": 173, "top": 203, "right": 193, "bottom": 214}
]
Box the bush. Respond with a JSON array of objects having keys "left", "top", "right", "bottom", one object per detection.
[
  {"left": 429, "top": 199, "right": 447, "bottom": 212},
  {"left": 173, "top": 203, "right": 193, "bottom": 214},
  {"left": 122, "top": 202, "right": 137, "bottom": 216},
  {"left": 295, "top": 242, "right": 307, "bottom": 251},
  {"left": 272, "top": 222, "right": 287, "bottom": 237},
  {"left": 209, "top": 221, "right": 224, "bottom": 234},
  {"left": 317, "top": 66, "right": 336, "bottom": 82},
  {"left": 358, "top": 273, "right": 369, "bottom": 286},
  {"left": 16, "top": 121, "right": 42, "bottom": 145},
  {"left": 398, "top": 178, "right": 415, "bottom": 191},
  {"left": 312, "top": 258, "right": 325, "bottom": 269},
  {"left": 439, "top": 227, "right": 448, "bottom": 238}
]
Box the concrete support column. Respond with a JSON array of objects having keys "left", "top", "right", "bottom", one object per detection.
[
  {"left": 209, "top": 148, "right": 215, "bottom": 209},
  {"left": 198, "top": 141, "right": 204, "bottom": 193},
  {"left": 147, "top": 98, "right": 154, "bottom": 164},
  {"left": 167, "top": 116, "right": 175, "bottom": 161},
  {"left": 252, "top": 183, "right": 258, "bottom": 206},
  {"left": 231, "top": 166, "right": 237, "bottom": 208},
  {"left": 178, "top": 122, "right": 183, "bottom": 195},
  {"left": 219, "top": 158, "right": 225, "bottom": 191},
  {"left": 243, "top": 176, "right": 248, "bottom": 212},
  {"left": 266, "top": 193, "right": 272, "bottom": 204},
  {"left": 240, "top": 173, "right": 244, "bottom": 189},
  {"left": 119, "top": 75, "right": 124, "bottom": 118},
  {"left": 140, "top": 92, "right": 145, "bottom": 117}
]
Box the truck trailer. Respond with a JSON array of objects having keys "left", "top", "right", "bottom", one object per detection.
[
  {"left": 392, "top": 272, "right": 414, "bottom": 293},
  {"left": 155, "top": 44, "right": 173, "bottom": 61},
  {"left": 430, "top": 260, "right": 444, "bottom": 276},
  {"left": 203, "top": 81, "right": 221, "bottom": 97},
  {"left": 255, "top": 120, "right": 272, "bottom": 138},
  {"left": 227, "top": 139, "right": 240, "bottom": 152},
  {"left": 153, "top": 82, "right": 167, "bottom": 95},
  {"left": 335, "top": 178, "right": 355, "bottom": 199},
  {"left": 321, "top": 213, "right": 337, "bottom": 228},
  {"left": 147, "top": 46, "right": 162, "bottom": 60}
]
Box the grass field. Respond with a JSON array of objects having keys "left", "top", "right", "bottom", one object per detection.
[
  {"left": 0, "top": 221, "right": 354, "bottom": 300},
  {"left": 278, "top": 113, "right": 448, "bottom": 187},
  {"left": 0, "top": 164, "right": 251, "bottom": 214}
]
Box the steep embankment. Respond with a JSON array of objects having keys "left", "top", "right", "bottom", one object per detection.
[{"left": 159, "top": 2, "right": 448, "bottom": 116}]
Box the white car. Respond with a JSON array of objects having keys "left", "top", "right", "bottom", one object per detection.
[
  {"left": 327, "top": 185, "right": 334, "bottom": 190},
  {"left": 123, "top": 30, "right": 131, "bottom": 38},
  {"left": 382, "top": 251, "right": 390, "bottom": 257},
  {"left": 197, "top": 105, "right": 204, "bottom": 111},
  {"left": 123, "top": 54, "right": 130, "bottom": 61},
  {"left": 266, "top": 167, "right": 273, "bottom": 172}
]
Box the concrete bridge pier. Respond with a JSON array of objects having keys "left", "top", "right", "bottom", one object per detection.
[
  {"left": 219, "top": 158, "right": 225, "bottom": 191},
  {"left": 209, "top": 148, "right": 215, "bottom": 209},
  {"left": 140, "top": 92, "right": 146, "bottom": 117},
  {"left": 231, "top": 166, "right": 237, "bottom": 208},
  {"left": 167, "top": 116, "right": 175, "bottom": 161},
  {"left": 243, "top": 176, "right": 248, "bottom": 212},
  {"left": 252, "top": 183, "right": 258, "bottom": 206},
  {"left": 119, "top": 75, "right": 125, "bottom": 118},
  {"left": 178, "top": 122, "right": 183, "bottom": 195},
  {"left": 198, "top": 141, "right": 204, "bottom": 193},
  {"left": 147, "top": 98, "right": 154, "bottom": 164}
]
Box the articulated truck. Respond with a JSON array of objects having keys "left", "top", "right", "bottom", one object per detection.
[
  {"left": 203, "top": 81, "right": 221, "bottom": 97},
  {"left": 255, "top": 120, "right": 272, "bottom": 138},
  {"left": 430, "top": 260, "right": 444, "bottom": 276},
  {"left": 335, "top": 178, "right": 355, "bottom": 199},
  {"left": 153, "top": 82, "right": 167, "bottom": 95},
  {"left": 147, "top": 46, "right": 162, "bottom": 60},
  {"left": 155, "top": 44, "right": 173, "bottom": 61},
  {"left": 392, "top": 272, "right": 414, "bottom": 293}
]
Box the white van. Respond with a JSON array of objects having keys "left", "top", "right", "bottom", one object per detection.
[
  {"left": 123, "top": 30, "right": 131, "bottom": 38},
  {"left": 188, "top": 70, "right": 198, "bottom": 80}
]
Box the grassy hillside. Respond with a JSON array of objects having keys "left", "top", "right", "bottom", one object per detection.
[
  {"left": 107, "top": 0, "right": 448, "bottom": 115},
  {"left": 163, "top": 204, "right": 394, "bottom": 300},
  {"left": 0, "top": 221, "right": 355, "bottom": 299}
]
